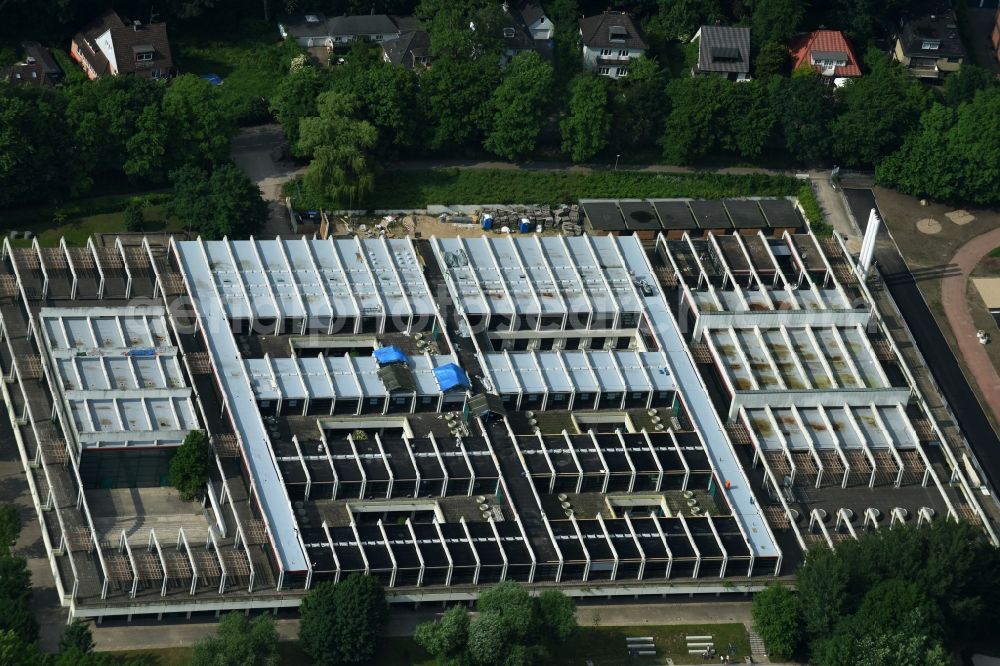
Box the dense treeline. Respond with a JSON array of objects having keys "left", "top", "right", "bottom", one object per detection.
[
  {"left": 752, "top": 521, "right": 1000, "bottom": 665},
  {"left": 3, "top": 0, "right": 998, "bottom": 214}
]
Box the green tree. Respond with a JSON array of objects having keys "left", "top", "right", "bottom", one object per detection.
[
  {"left": 778, "top": 73, "right": 835, "bottom": 164},
  {"left": 418, "top": 58, "right": 500, "bottom": 151},
  {"left": 0, "top": 506, "right": 21, "bottom": 556},
  {"left": 124, "top": 105, "right": 170, "bottom": 182},
  {"left": 168, "top": 430, "right": 211, "bottom": 500},
  {"left": 0, "top": 555, "right": 37, "bottom": 643},
  {"left": 270, "top": 66, "right": 331, "bottom": 156},
  {"left": 191, "top": 612, "right": 279, "bottom": 666},
  {"left": 755, "top": 40, "right": 789, "bottom": 78},
  {"left": 0, "top": 630, "right": 48, "bottom": 666},
  {"left": 414, "top": 605, "right": 470, "bottom": 662},
  {"left": 796, "top": 545, "right": 849, "bottom": 642},
  {"left": 161, "top": 74, "right": 235, "bottom": 168},
  {"left": 943, "top": 64, "right": 997, "bottom": 106},
  {"left": 646, "top": 0, "right": 723, "bottom": 42},
  {"left": 830, "top": 51, "right": 928, "bottom": 167},
  {"left": 748, "top": 0, "right": 806, "bottom": 44},
  {"left": 0, "top": 86, "right": 78, "bottom": 207},
  {"left": 877, "top": 89, "right": 1000, "bottom": 205},
  {"left": 611, "top": 56, "right": 669, "bottom": 152},
  {"left": 536, "top": 590, "right": 576, "bottom": 643},
  {"left": 167, "top": 165, "right": 269, "bottom": 239},
  {"left": 660, "top": 76, "right": 734, "bottom": 163},
  {"left": 328, "top": 61, "right": 422, "bottom": 156},
  {"left": 751, "top": 584, "right": 802, "bottom": 660},
  {"left": 560, "top": 74, "right": 611, "bottom": 162},
  {"left": 64, "top": 77, "right": 164, "bottom": 185},
  {"left": 299, "top": 574, "right": 388, "bottom": 666},
  {"left": 297, "top": 92, "right": 379, "bottom": 209},
  {"left": 60, "top": 620, "right": 94, "bottom": 654},
  {"left": 484, "top": 52, "right": 554, "bottom": 159},
  {"left": 123, "top": 199, "right": 145, "bottom": 233}
]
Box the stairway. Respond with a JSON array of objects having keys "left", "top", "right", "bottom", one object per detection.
[{"left": 748, "top": 628, "right": 768, "bottom": 661}]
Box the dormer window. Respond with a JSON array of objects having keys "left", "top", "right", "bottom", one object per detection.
[
  {"left": 503, "top": 27, "right": 515, "bottom": 38},
  {"left": 134, "top": 45, "right": 154, "bottom": 62},
  {"left": 921, "top": 39, "right": 940, "bottom": 50},
  {"left": 609, "top": 26, "right": 627, "bottom": 43}
]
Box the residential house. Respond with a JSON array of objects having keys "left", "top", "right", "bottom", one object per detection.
[
  {"left": 278, "top": 13, "right": 402, "bottom": 48},
  {"left": 788, "top": 29, "right": 861, "bottom": 85},
  {"left": 691, "top": 25, "right": 751, "bottom": 81},
  {"left": 892, "top": 6, "right": 966, "bottom": 80},
  {"left": 381, "top": 17, "right": 431, "bottom": 69},
  {"left": 502, "top": 2, "right": 554, "bottom": 64},
  {"left": 1, "top": 41, "right": 63, "bottom": 86},
  {"left": 70, "top": 9, "right": 173, "bottom": 80},
  {"left": 991, "top": 6, "right": 999, "bottom": 65},
  {"left": 579, "top": 11, "right": 646, "bottom": 79}
]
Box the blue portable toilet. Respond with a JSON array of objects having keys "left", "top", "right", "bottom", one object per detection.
[
  {"left": 518, "top": 218, "right": 532, "bottom": 233},
  {"left": 481, "top": 214, "right": 494, "bottom": 230}
]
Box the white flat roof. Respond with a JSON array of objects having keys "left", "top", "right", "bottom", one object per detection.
[
  {"left": 40, "top": 307, "right": 199, "bottom": 449},
  {"left": 182, "top": 238, "right": 435, "bottom": 323}
]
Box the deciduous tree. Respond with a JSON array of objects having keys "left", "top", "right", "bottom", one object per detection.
[
  {"left": 751, "top": 584, "right": 801, "bottom": 660},
  {"left": 191, "top": 611, "right": 279, "bottom": 666},
  {"left": 0, "top": 506, "right": 21, "bottom": 557},
  {"left": 167, "top": 430, "right": 211, "bottom": 500},
  {"left": 299, "top": 574, "right": 388, "bottom": 666},
  {"left": 560, "top": 74, "right": 611, "bottom": 162},
  {"left": 414, "top": 605, "right": 470, "bottom": 662},
  {"left": 830, "top": 51, "right": 928, "bottom": 167},
  {"left": 484, "top": 52, "right": 554, "bottom": 159}
]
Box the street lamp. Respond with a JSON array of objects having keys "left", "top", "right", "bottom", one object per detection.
[{"left": 614, "top": 154, "right": 621, "bottom": 171}]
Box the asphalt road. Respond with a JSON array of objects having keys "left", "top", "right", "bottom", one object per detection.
[{"left": 843, "top": 188, "right": 1000, "bottom": 490}]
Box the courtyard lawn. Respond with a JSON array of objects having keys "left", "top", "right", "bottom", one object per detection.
[{"left": 107, "top": 624, "right": 747, "bottom": 666}]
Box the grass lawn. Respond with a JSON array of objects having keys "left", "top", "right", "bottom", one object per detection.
[
  {"left": 111, "top": 637, "right": 431, "bottom": 666},
  {"left": 290, "top": 168, "right": 804, "bottom": 210},
  {"left": 172, "top": 20, "right": 302, "bottom": 126},
  {"left": 7, "top": 205, "right": 185, "bottom": 248},
  {"left": 108, "top": 625, "right": 746, "bottom": 666}
]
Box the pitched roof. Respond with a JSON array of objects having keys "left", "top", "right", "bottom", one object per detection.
[
  {"left": 579, "top": 11, "right": 647, "bottom": 50},
  {"left": 694, "top": 25, "right": 750, "bottom": 73},
  {"left": 788, "top": 30, "right": 861, "bottom": 77},
  {"left": 898, "top": 7, "right": 966, "bottom": 59},
  {"left": 381, "top": 28, "right": 431, "bottom": 68},
  {"left": 327, "top": 14, "right": 399, "bottom": 35},
  {"left": 73, "top": 9, "right": 172, "bottom": 77}
]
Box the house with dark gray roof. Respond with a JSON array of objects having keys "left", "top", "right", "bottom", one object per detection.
[
  {"left": 892, "top": 6, "right": 966, "bottom": 81},
  {"left": 691, "top": 25, "right": 751, "bottom": 81},
  {"left": 500, "top": 2, "right": 554, "bottom": 65},
  {"left": 579, "top": 11, "right": 647, "bottom": 79},
  {"left": 278, "top": 13, "right": 403, "bottom": 48},
  {"left": 381, "top": 25, "right": 431, "bottom": 69}
]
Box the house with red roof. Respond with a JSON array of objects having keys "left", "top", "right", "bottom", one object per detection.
[{"left": 788, "top": 29, "right": 861, "bottom": 83}]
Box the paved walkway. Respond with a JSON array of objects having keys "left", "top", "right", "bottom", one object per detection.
[{"left": 941, "top": 228, "right": 1000, "bottom": 434}]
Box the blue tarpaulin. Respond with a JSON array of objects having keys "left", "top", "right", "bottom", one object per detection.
[
  {"left": 373, "top": 346, "right": 411, "bottom": 366},
  {"left": 434, "top": 363, "right": 470, "bottom": 391}
]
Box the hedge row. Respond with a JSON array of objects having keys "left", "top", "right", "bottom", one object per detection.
[{"left": 363, "top": 169, "right": 803, "bottom": 209}]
